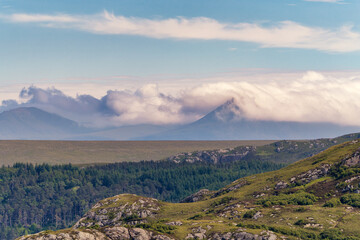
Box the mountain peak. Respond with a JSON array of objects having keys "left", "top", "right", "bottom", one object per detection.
[
  {"left": 213, "top": 98, "right": 243, "bottom": 122},
  {"left": 0, "top": 107, "right": 86, "bottom": 139}
]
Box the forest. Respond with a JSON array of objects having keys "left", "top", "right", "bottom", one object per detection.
[{"left": 0, "top": 159, "right": 284, "bottom": 239}]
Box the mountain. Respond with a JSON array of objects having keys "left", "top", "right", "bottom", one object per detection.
[
  {"left": 0, "top": 107, "right": 89, "bottom": 140},
  {"left": 145, "top": 99, "right": 360, "bottom": 140},
  {"left": 19, "top": 139, "right": 360, "bottom": 239},
  {"left": 2, "top": 103, "right": 360, "bottom": 140},
  {"left": 0, "top": 107, "right": 175, "bottom": 140}
]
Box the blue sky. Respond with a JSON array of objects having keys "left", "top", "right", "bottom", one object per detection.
[
  {"left": 1, "top": 0, "right": 360, "bottom": 127},
  {"left": 1, "top": 0, "right": 360, "bottom": 81}
]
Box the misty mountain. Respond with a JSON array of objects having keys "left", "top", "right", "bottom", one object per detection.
[
  {"left": 2, "top": 104, "right": 360, "bottom": 140},
  {"left": 0, "top": 107, "right": 175, "bottom": 140},
  {"left": 0, "top": 107, "right": 89, "bottom": 140},
  {"left": 144, "top": 99, "right": 360, "bottom": 140}
]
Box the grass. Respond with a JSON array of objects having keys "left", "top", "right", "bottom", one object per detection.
[
  {"left": 0, "top": 140, "right": 274, "bottom": 166},
  {"left": 17, "top": 139, "right": 360, "bottom": 239}
]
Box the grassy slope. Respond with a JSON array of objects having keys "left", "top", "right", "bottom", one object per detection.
[
  {"left": 0, "top": 140, "right": 274, "bottom": 166},
  {"left": 25, "top": 140, "right": 360, "bottom": 239},
  {"left": 158, "top": 140, "right": 360, "bottom": 238}
]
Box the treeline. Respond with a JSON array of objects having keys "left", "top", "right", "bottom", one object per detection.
[{"left": 0, "top": 159, "right": 284, "bottom": 239}]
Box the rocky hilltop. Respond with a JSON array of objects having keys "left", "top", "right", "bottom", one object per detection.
[
  {"left": 167, "top": 133, "right": 360, "bottom": 164},
  {"left": 18, "top": 140, "right": 360, "bottom": 240}
]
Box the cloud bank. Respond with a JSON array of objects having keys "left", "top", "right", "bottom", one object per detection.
[
  {"left": 2, "top": 71, "right": 360, "bottom": 127},
  {"left": 1, "top": 11, "right": 360, "bottom": 52}
]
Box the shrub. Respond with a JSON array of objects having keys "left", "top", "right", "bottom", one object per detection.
[
  {"left": 295, "top": 207, "right": 307, "bottom": 212},
  {"left": 294, "top": 219, "right": 311, "bottom": 226},
  {"left": 323, "top": 198, "right": 341, "bottom": 208},
  {"left": 243, "top": 209, "right": 257, "bottom": 219},
  {"left": 135, "top": 223, "right": 176, "bottom": 234},
  {"left": 257, "top": 191, "right": 317, "bottom": 207},
  {"left": 320, "top": 229, "right": 360, "bottom": 240},
  {"left": 341, "top": 194, "right": 360, "bottom": 208},
  {"left": 123, "top": 214, "right": 141, "bottom": 222},
  {"left": 188, "top": 214, "right": 204, "bottom": 220}
]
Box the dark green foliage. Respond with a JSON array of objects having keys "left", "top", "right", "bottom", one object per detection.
[
  {"left": 320, "top": 229, "right": 360, "bottom": 240},
  {"left": 123, "top": 214, "right": 141, "bottom": 222},
  {"left": 188, "top": 214, "right": 204, "bottom": 220},
  {"left": 236, "top": 223, "right": 360, "bottom": 240},
  {"left": 340, "top": 194, "right": 360, "bottom": 207},
  {"left": 0, "top": 159, "right": 284, "bottom": 239},
  {"left": 295, "top": 206, "right": 307, "bottom": 212},
  {"left": 236, "top": 222, "right": 318, "bottom": 239},
  {"left": 323, "top": 198, "right": 341, "bottom": 208},
  {"left": 135, "top": 223, "right": 176, "bottom": 234},
  {"left": 294, "top": 219, "right": 311, "bottom": 226},
  {"left": 329, "top": 164, "right": 360, "bottom": 179},
  {"left": 257, "top": 191, "right": 318, "bottom": 207},
  {"left": 242, "top": 209, "right": 257, "bottom": 219}
]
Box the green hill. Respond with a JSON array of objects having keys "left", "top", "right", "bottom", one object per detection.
[{"left": 18, "top": 139, "right": 360, "bottom": 239}]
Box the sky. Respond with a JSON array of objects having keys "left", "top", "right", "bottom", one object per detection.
[{"left": 1, "top": 0, "right": 360, "bottom": 127}]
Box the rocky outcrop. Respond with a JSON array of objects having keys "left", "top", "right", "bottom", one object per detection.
[
  {"left": 274, "top": 181, "right": 288, "bottom": 190},
  {"left": 104, "top": 227, "right": 131, "bottom": 239},
  {"left": 209, "top": 230, "right": 277, "bottom": 240},
  {"left": 216, "top": 203, "right": 242, "bottom": 219},
  {"left": 181, "top": 189, "right": 211, "bottom": 203},
  {"left": 212, "top": 180, "right": 249, "bottom": 197},
  {"left": 74, "top": 194, "right": 161, "bottom": 228},
  {"left": 19, "top": 226, "right": 175, "bottom": 240},
  {"left": 18, "top": 229, "right": 108, "bottom": 240},
  {"left": 167, "top": 146, "right": 256, "bottom": 164},
  {"left": 185, "top": 226, "right": 207, "bottom": 239},
  {"left": 290, "top": 164, "right": 331, "bottom": 185},
  {"left": 341, "top": 148, "right": 360, "bottom": 167}
]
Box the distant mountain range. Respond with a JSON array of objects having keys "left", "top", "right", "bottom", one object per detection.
[
  {"left": 0, "top": 102, "right": 359, "bottom": 140},
  {"left": 0, "top": 107, "right": 88, "bottom": 140},
  {"left": 144, "top": 99, "right": 360, "bottom": 140}
]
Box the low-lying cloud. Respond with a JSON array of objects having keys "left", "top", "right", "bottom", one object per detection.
[
  {"left": 1, "top": 11, "right": 360, "bottom": 52},
  {"left": 1, "top": 71, "right": 360, "bottom": 128}
]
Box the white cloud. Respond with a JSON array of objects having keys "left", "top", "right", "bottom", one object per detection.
[
  {"left": 1, "top": 11, "right": 360, "bottom": 52},
  {"left": 2, "top": 71, "right": 360, "bottom": 127}
]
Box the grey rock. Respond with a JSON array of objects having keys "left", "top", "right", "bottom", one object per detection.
[
  {"left": 17, "top": 229, "right": 107, "bottom": 240},
  {"left": 104, "top": 226, "right": 130, "bottom": 239},
  {"left": 181, "top": 189, "right": 211, "bottom": 203},
  {"left": 342, "top": 149, "right": 360, "bottom": 167},
  {"left": 165, "top": 221, "right": 183, "bottom": 226},
  {"left": 129, "top": 228, "right": 151, "bottom": 240},
  {"left": 290, "top": 164, "right": 331, "bottom": 185},
  {"left": 274, "top": 181, "right": 288, "bottom": 190}
]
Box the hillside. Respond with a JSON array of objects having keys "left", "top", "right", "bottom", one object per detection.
[
  {"left": 18, "top": 140, "right": 360, "bottom": 239},
  {"left": 167, "top": 132, "right": 360, "bottom": 165}
]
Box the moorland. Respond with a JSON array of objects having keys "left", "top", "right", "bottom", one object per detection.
[{"left": 2, "top": 133, "right": 360, "bottom": 239}]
